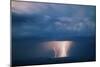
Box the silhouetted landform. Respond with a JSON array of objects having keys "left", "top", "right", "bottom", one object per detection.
[{"left": 12, "top": 56, "right": 95, "bottom": 66}]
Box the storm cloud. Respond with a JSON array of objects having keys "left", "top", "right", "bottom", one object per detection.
[{"left": 11, "top": 1, "right": 96, "bottom": 38}]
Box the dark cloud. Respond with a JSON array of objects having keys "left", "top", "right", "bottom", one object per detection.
[{"left": 12, "top": 1, "right": 96, "bottom": 38}]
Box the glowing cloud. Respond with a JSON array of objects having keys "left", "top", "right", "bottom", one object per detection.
[{"left": 11, "top": 1, "right": 47, "bottom": 14}]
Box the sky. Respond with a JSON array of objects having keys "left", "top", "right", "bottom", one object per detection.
[
  {"left": 12, "top": 1, "right": 96, "bottom": 38},
  {"left": 11, "top": 1, "right": 96, "bottom": 66}
]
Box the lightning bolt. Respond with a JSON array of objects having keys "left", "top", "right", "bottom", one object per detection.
[{"left": 43, "top": 41, "right": 73, "bottom": 58}]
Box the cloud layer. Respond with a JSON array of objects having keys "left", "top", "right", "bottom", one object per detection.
[{"left": 11, "top": 1, "right": 96, "bottom": 38}]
